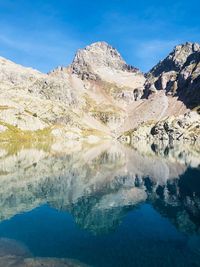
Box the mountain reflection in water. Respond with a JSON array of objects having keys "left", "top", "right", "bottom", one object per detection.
[{"left": 0, "top": 140, "right": 199, "bottom": 267}]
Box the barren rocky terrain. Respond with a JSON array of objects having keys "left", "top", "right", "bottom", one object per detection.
[{"left": 0, "top": 41, "right": 199, "bottom": 144}]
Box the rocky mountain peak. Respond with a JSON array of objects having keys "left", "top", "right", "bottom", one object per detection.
[
  {"left": 145, "top": 42, "right": 200, "bottom": 108},
  {"left": 71, "top": 41, "right": 138, "bottom": 80},
  {"left": 149, "top": 42, "right": 200, "bottom": 77},
  {"left": 167, "top": 42, "right": 200, "bottom": 70},
  {"left": 172, "top": 41, "right": 199, "bottom": 56}
]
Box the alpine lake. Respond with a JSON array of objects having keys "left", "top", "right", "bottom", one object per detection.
[{"left": 0, "top": 140, "right": 199, "bottom": 267}]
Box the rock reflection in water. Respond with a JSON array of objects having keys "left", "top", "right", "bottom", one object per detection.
[{"left": 0, "top": 140, "right": 199, "bottom": 236}]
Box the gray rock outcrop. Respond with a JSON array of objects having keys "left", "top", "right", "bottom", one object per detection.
[
  {"left": 145, "top": 42, "right": 200, "bottom": 108},
  {"left": 71, "top": 41, "right": 139, "bottom": 80},
  {"left": 120, "top": 111, "right": 200, "bottom": 145}
]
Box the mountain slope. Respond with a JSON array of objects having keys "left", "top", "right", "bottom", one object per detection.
[
  {"left": 119, "top": 42, "right": 200, "bottom": 142},
  {"left": 50, "top": 42, "right": 146, "bottom": 131}
]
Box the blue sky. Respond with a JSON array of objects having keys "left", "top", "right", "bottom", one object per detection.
[{"left": 0, "top": 0, "right": 200, "bottom": 72}]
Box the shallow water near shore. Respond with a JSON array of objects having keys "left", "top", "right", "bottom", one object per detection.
[{"left": 0, "top": 141, "right": 199, "bottom": 267}]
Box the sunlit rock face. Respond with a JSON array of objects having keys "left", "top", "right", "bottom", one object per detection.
[
  {"left": 70, "top": 42, "right": 144, "bottom": 90},
  {"left": 0, "top": 141, "right": 199, "bottom": 235},
  {"left": 71, "top": 41, "right": 138, "bottom": 78}
]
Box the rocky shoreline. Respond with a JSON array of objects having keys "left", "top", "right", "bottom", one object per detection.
[{"left": 119, "top": 111, "right": 200, "bottom": 145}]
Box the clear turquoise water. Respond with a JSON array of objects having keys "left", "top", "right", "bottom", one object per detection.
[{"left": 0, "top": 145, "right": 199, "bottom": 267}]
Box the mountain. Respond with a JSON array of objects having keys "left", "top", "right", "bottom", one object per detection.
[
  {"left": 71, "top": 41, "right": 140, "bottom": 79},
  {"left": 145, "top": 42, "right": 200, "bottom": 108},
  {"left": 0, "top": 41, "right": 199, "bottom": 144}
]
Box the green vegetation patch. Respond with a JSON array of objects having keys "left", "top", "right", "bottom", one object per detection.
[{"left": 0, "top": 121, "right": 53, "bottom": 143}]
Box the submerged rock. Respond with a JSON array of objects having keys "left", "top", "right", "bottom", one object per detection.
[{"left": 0, "top": 238, "right": 88, "bottom": 267}]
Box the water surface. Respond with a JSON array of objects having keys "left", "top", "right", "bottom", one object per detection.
[{"left": 0, "top": 141, "right": 199, "bottom": 267}]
